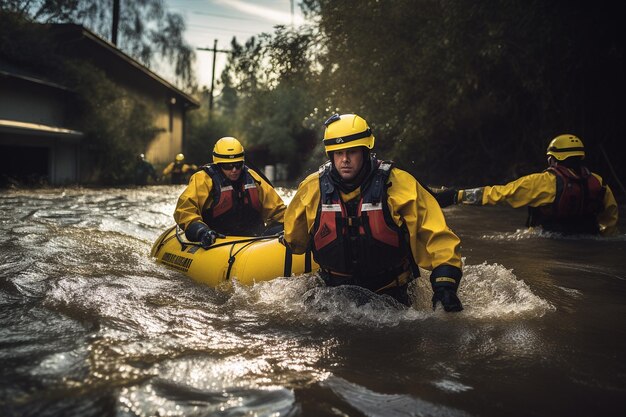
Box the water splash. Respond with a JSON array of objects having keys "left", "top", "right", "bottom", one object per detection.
[
  {"left": 226, "top": 260, "right": 553, "bottom": 327},
  {"left": 230, "top": 275, "right": 427, "bottom": 328},
  {"left": 453, "top": 262, "right": 555, "bottom": 319}
]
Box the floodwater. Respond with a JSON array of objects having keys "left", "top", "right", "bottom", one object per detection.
[{"left": 1, "top": 185, "right": 625, "bottom": 417}]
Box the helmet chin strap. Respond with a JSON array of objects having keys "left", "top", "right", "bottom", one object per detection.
[{"left": 547, "top": 156, "right": 558, "bottom": 167}]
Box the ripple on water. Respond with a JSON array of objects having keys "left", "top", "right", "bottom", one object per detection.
[
  {"left": 117, "top": 357, "right": 299, "bottom": 417},
  {"left": 322, "top": 375, "right": 472, "bottom": 417}
]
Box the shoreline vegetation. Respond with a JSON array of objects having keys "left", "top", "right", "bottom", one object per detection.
[{"left": 1, "top": 1, "right": 624, "bottom": 197}]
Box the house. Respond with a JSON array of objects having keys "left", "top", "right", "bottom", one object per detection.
[{"left": 0, "top": 23, "right": 199, "bottom": 185}]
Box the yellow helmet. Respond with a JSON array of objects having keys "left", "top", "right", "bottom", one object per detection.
[
  {"left": 175, "top": 153, "right": 185, "bottom": 162},
  {"left": 546, "top": 134, "right": 585, "bottom": 160},
  {"left": 212, "top": 137, "right": 245, "bottom": 164},
  {"left": 323, "top": 113, "right": 375, "bottom": 155}
]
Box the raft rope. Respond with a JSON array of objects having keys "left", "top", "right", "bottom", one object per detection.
[
  {"left": 153, "top": 225, "right": 177, "bottom": 255},
  {"left": 283, "top": 245, "right": 293, "bottom": 277},
  {"left": 224, "top": 240, "right": 256, "bottom": 281},
  {"left": 174, "top": 226, "right": 281, "bottom": 249},
  {"left": 172, "top": 226, "right": 313, "bottom": 279}
]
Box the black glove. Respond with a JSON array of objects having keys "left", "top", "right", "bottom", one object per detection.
[
  {"left": 434, "top": 188, "right": 459, "bottom": 208},
  {"left": 432, "top": 287, "right": 463, "bottom": 312},
  {"left": 199, "top": 228, "right": 224, "bottom": 248},
  {"left": 277, "top": 231, "right": 286, "bottom": 246}
]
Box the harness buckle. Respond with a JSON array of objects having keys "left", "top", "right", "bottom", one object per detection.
[{"left": 346, "top": 216, "right": 361, "bottom": 227}]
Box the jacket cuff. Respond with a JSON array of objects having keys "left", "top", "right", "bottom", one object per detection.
[
  {"left": 184, "top": 221, "right": 209, "bottom": 241},
  {"left": 459, "top": 187, "right": 484, "bottom": 205},
  {"left": 430, "top": 264, "right": 462, "bottom": 290}
]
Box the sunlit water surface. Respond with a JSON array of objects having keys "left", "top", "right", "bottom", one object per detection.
[{"left": 1, "top": 185, "right": 625, "bottom": 417}]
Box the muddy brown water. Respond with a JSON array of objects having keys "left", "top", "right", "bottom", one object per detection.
[{"left": 1, "top": 185, "right": 625, "bottom": 417}]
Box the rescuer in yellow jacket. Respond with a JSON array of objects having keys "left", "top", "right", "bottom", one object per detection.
[
  {"left": 438, "top": 134, "right": 619, "bottom": 236},
  {"left": 283, "top": 113, "right": 463, "bottom": 311},
  {"left": 162, "top": 153, "right": 198, "bottom": 184},
  {"left": 174, "top": 137, "right": 286, "bottom": 247}
]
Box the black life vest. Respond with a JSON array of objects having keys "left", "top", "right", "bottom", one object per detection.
[
  {"left": 171, "top": 162, "right": 185, "bottom": 184},
  {"left": 527, "top": 165, "right": 605, "bottom": 234},
  {"left": 201, "top": 164, "right": 264, "bottom": 235},
  {"left": 311, "top": 159, "right": 416, "bottom": 290}
]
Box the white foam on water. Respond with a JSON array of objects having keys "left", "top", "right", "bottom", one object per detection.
[
  {"left": 226, "top": 258, "right": 555, "bottom": 326},
  {"left": 433, "top": 378, "right": 474, "bottom": 393},
  {"left": 556, "top": 285, "right": 583, "bottom": 297},
  {"left": 230, "top": 275, "right": 428, "bottom": 328},
  {"left": 447, "top": 261, "right": 555, "bottom": 319}
]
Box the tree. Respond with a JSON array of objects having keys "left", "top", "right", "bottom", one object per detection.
[
  {"left": 0, "top": 0, "right": 195, "bottom": 89},
  {"left": 302, "top": 0, "right": 625, "bottom": 190},
  {"left": 63, "top": 61, "right": 162, "bottom": 184},
  {"left": 214, "top": 30, "right": 319, "bottom": 176}
]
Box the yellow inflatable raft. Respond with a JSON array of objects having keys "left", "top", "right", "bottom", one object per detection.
[{"left": 151, "top": 226, "right": 318, "bottom": 287}]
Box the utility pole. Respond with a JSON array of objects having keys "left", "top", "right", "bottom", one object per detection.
[
  {"left": 197, "top": 40, "right": 231, "bottom": 116},
  {"left": 112, "top": 0, "right": 120, "bottom": 45}
]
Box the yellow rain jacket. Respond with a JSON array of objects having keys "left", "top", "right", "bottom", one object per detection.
[
  {"left": 284, "top": 166, "right": 462, "bottom": 288},
  {"left": 162, "top": 162, "right": 197, "bottom": 176},
  {"left": 458, "top": 170, "right": 619, "bottom": 236},
  {"left": 162, "top": 161, "right": 198, "bottom": 184},
  {"left": 174, "top": 167, "right": 286, "bottom": 233}
]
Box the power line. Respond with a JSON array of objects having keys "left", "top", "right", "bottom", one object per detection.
[
  {"left": 186, "top": 24, "right": 261, "bottom": 35},
  {"left": 179, "top": 10, "right": 263, "bottom": 22}
]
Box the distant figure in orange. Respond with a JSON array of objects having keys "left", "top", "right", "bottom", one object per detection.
[{"left": 162, "top": 153, "right": 197, "bottom": 184}]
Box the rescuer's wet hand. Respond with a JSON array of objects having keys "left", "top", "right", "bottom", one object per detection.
[
  {"left": 434, "top": 188, "right": 459, "bottom": 208},
  {"left": 432, "top": 287, "right": 463, "bottom": 312},
  {"left": 199, "top": 229, "right": 225, "bottom": 248}
]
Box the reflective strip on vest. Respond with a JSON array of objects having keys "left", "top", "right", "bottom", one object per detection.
[
  {"left": 321, "top": 204, "right": 342, "bottom": 212},
  {"left": 361, "top": 202, "right": 383, "bottom": 211}
]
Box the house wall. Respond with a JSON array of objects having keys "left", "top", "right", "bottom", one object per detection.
[
  {"left": 145, "top": 100, "right": 185, "bottom": 167},
  {"left": 50, "top": 141, "right": 79, "bottom": 183},
  {"left": 1, "top": 25, "right": 198, "bottom": 185},
  {"left": 0, "top": 76, "right": 69, "bottom": 126},
  {"left": 0, "top": 74, "right": 81, "bottom": 185}
]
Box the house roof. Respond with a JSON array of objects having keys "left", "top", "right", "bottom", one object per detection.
[
  {"left": 51, "top": 24, "right": 199, "bottom": 109},
  {"left": 0, "top": 119, "right": 83, "bottom": 141},
  {"left": 0, "top": 67, "right": 71, "bottom": 92}
]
